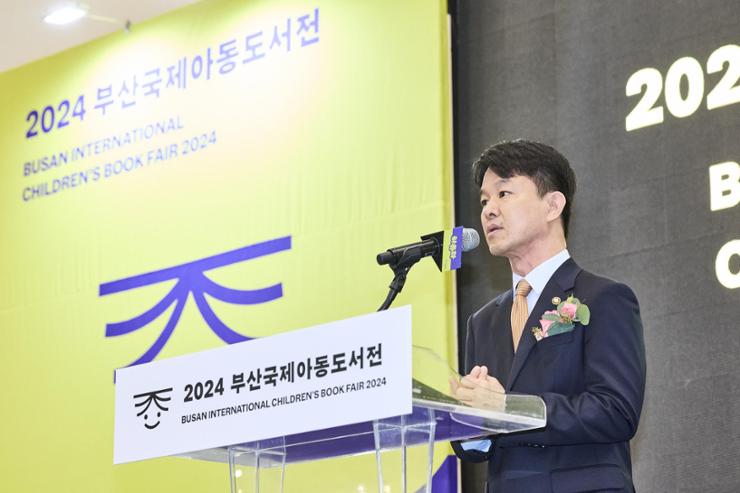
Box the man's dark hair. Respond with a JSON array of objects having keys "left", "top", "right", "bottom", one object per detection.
[{"left": 472, "top": 139, "right": 577, "bottom": 237}]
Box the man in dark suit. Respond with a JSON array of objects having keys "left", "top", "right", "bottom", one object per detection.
[{"left": 451, "top": 140, "right": 646, "bottom": 492}]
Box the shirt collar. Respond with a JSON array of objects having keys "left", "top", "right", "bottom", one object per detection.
[{"left": 512, "top": 249, "right": 571, "bottom": 296}]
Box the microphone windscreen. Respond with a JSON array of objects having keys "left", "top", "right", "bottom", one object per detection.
[{"left": 461, "top": 228, "right": 480, "bottom": 252}]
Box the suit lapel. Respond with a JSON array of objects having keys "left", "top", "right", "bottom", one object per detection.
[
  {"left": 490, "top": 291, "right": 515, "bottom": 382},
  {"left": 505, "top": 258, "right": 582, "bottom": 391}
]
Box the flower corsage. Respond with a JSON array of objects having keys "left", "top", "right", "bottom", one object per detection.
[{"left": 532, "top": 295, "right": 590, "bottom": 341}]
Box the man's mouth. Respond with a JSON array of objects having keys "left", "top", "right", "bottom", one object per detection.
[{"left": 487, "top": 224, "right": 503, "bottom": 235}]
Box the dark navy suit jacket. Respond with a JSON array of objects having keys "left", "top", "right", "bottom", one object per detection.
[{"left": 452, "top": 258, "right": 646, "bottom": 493}]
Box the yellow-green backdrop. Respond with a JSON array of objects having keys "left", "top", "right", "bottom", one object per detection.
[{"left": 0, "top": 0, "right": 456, "bottom": 491}]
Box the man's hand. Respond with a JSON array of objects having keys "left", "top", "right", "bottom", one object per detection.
[{"left": 449, "top": 365, "right": 506, "bottom": 411}]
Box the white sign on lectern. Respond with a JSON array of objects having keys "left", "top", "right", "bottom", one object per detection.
[{"left": 114, "top": 306, "right": 412, "bottom": 464}]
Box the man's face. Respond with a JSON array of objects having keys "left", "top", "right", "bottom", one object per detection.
[{"left": 479, "top": 169, "right": 551, "bottom": 258}]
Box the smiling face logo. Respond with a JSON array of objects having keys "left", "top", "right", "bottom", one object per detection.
[{"left": 133, "top": 388, "right": 173, "bottom": 430}]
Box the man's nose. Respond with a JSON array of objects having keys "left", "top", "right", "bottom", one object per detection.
[{"left": 482, "top": 201, "right": 499, "bottom": 218}]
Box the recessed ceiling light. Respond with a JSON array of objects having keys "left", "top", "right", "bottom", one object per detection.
[{"left": 44, "top": 6, "right": 88, "bottom": 25}]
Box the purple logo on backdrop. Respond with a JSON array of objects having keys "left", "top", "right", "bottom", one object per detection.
[
  {"left": 134, "top": 387, "right": 173, "bottom": 430},
  {"left": 100, "top": 236, "right": 291, "bottom": 368}
]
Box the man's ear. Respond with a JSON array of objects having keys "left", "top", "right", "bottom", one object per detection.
[{"left": 545, "top": 191, "right": 566, "bottom": 222}]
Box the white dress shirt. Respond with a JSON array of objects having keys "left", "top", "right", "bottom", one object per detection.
[{"left": 512, "top": 248, "right": 571, "bottom": 318}]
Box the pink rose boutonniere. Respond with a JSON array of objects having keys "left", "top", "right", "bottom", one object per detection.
[{"left": 532, "top": 295, "right": 591, "bottom": 341}]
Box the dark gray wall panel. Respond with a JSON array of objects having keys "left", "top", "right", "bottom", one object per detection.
[{"left": 452, "top": 1, "right": 740, "bottom": 491}]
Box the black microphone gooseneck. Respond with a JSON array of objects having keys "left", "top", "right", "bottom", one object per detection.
[{"left": 376, "top": 236, "right": 440, "bottom": 311}]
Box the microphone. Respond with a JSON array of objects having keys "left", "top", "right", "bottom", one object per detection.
[
  {"left": 375, "top": 227, "right": 480, "bottom": 310},
  {"left": 376, "top": 227, "right": 480, "bottom": 269}
]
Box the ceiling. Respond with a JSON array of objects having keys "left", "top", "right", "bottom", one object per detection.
[{"left": 0, "top": 0, "right": 200, "bottom": 73}]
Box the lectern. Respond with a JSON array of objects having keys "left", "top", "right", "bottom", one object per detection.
[{"left": 114, "top": 307, "right": 546, "bottom": 492}]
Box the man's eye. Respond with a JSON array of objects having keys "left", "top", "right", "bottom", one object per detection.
[
  {"left": 498, "top": 191, "right": 510, "bottom": 198},
  {"left": 480, "top": 199, "right": 488, "bottom": 207}
]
